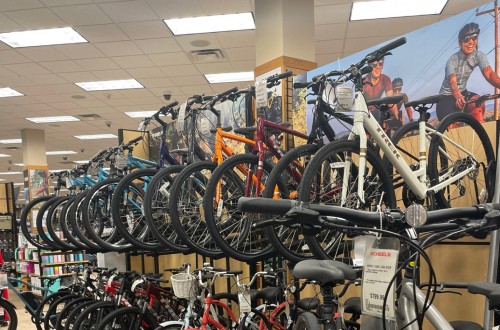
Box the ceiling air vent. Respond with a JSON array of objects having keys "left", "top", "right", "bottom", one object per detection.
[
  {"left": 189, "top": 49, "right": 226, "bottom": 63},
  {"left": 77, "top": 114, "right": 102, "bottom": 120}
]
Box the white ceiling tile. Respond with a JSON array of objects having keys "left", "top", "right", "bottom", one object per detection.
[
  {"left": 230, "top": 60, "right": 255, "bottom": 72},
  {"left": 28, "top": 93, "right": 68, "bottom": 103},
  {"left": 39, "top": 60, "right": 85, "bottom": 73},
  {"left": 225, "top": 47, "right": 255, "bottom": 61},
  {"left": 118, "top": 21, "right": 172, "bottom": 39},
  {"left": 55, "top": 44, "right": 106, "bottom": 59},
  {"left": 138, "top": 77, "right": 174, "bottom": 88},
  {"left": 315, "top": 53, "right": 342, "bottom": 67},
  {"left": 315, "top": 23, "right": 347, "bottom": 41},
  {"left": 75, "top": 58, "right": 120, "bottom": 70},
  {"left": 50, "top": 101, "right": 80, "bottom": 110},
  {"left": 134, "top": 38, "right": 182, "bottom": 54},
  {"left": 216, "top": 30, "right": 255, "bottom": 48},
  {"left": 72, "top": 99, "right": 108, "bottom": 108},
  {"left": 344, "top": 36, "right": 394, "bottom": 56},
  {"left": 0, "top": 0, "right": 44, "bottom": 12},
  {"left": 126, "top": 67, "right": 167, "bottom": 79},
  {"left": 195, "top": 62, "right": 233, "bottom": 74},
  {"left": 3, "top": 63, "right": 51, "bottom": 75},
  {"left": 116, "top": 88, "right": 155, "bottom": 99},
  {"left": 94, "top": 41, "right": 143, "bottom": 56},
  {"left": 175, "top": 34, "right": 221, "bottom": 52},
  {"left": 147, "top": 0, "right": 202, "bottom": 19},
  {"left": 112, "top": 55, "right": 156, "bottom": 68},
  {"left": 41, "top": 0, "right": 93, "bottom": 6},
  {"left": 58, "top": 71, "right": 99, "bottom": 82},
  {"left": 348, "top": 17, "right": 439, "bottom": 39},
  {"left": 15, "top": 85, "right": 54, "bottom": 96},
  {"left": 148, "top": 52, "right": 191, "bottom": 66},
  {"left": 171, "top": 75, "right": 207, "bottom": 86},
  {"left": 0, "top": 13, "right": 23, "bottom": 32},
  {"left": 0, "top": 73, "right": 36, "bottom": 87},
  {"left": 0, "top": 50, "right": 31, "bottom": 65},
  {"left": 5, "top": 8, "right": 66, "bottom": 29},
  {"left": 51, "top": 4, "right": 112, "bottom": 26},
  {"left": 314, "top": 4, "right": 350, "bottom": 25},
  {"left": 315, "top": 40, "right": 341, "bottom": 55},
  {"left": 17, "top": 47, "right": 68, "bottom": 62},
  {"left": 197, "top": 0, "right": 252, "bottom": 15},
  {"left": 148, "top": 86, "right": 182, "bottom": 97},
  {"left": 29, "top": 74, "right": 68, "bottom": 85},
  {"left": 160, "top": 64, "right": 199, "bottom": 77},
  {"left": 76, "top": 24, "right": 129, "bottom": 43},
  {"left": 45, "top": 83, "right": 87, "bottom": 94},
  {"left": 102, "top": 97, "right": 135, "bottom": 107},
  {"left": 98, "top": 1, "right": 158, "bottom": 23},
  {"left": 179, "top": 84, "right": 214, "bottom": 96},
  {"left": 92, "top": 69, "right": 131, "bottom": 80}
]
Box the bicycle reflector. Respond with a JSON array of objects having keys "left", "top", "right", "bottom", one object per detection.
[{"left": 405, "top": 204, "right": 427, "bottom": 227}]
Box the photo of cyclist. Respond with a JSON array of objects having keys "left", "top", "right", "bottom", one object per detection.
[
  {"left": 437, "top": 22, "right": 500, "bottom": 122},
  {"left": 362, "top": 56, "right": 398, "bottom": 122},
  {"left": 384, "top": 77, "right": 413, "bottom": 135}
]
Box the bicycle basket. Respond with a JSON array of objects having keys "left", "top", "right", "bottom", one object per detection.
[{"left": 170, "top": 273, "right": 197, "bottom": 300}]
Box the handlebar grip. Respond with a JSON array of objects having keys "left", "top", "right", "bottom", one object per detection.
[
  {"left": 370, "top": 37, "right": 406, "bottom": 58},
  {"left": 218, "top": 86, "right": 239, "bottom": 98},
  {"left": 238, "top": 197, "right": 297, "bottom": 214},
  {"left": 268, "top": 71, "right": 293, "bottom": 83},
  {"left": 127, "top": 136, "right": 143, "bottom": 145},
  {"left": 164, "top": 100, "right": 179, "bottom": 109},
  {"left": 293, "top": 82, "right": 311, "bottom": 89},
  {"left": 360, "top": 65, "right": 373, "bottom": 75}
]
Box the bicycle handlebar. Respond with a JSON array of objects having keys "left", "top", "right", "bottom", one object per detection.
[{"left": 364, "top": 37, "right": 407, "bottom": 63}]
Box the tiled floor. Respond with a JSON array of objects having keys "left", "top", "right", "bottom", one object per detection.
[{"left": 7, "top": 288, "right": 38, "bottom": 329}]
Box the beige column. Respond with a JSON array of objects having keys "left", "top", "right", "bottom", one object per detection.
[{"left": 21, "top": 128, "right": 49, "bottom": 205}]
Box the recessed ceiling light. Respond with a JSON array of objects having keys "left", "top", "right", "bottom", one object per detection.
[
  {"left": 73, "top": 160, "right": 89, "bottom": 164},
  {"left": 164, "top": 12, "right": 255, "bottom": 35},
  {"left": 46, "top": 150, "right": 78, "bottom": 155},
  {"left": 0, "top": 27, "right": 87, "bottom": 48},
  {"left": 0, "top": 172, "right": 22, "bottom": 175},
  {"left": 0, "top": 154, "right": 11, "bottom": 158},
  {"left": 0, "top": 87, "right": 23, "bottom": 98},
  {"left": 74, "top": 134, "right": 117, "bottom": 140},
  {"left": 0, "top": 139, "right": 21, "bottom": 144},
  {"left": 26, "top": 116, "right": 80, "bottom": 123},
  {"left": 14, "top": 163, "right": 23, "bottom": 166},
  {"left": 350, "top": 0, "right": 448, "bottom": 20},
  {"left": 205, "top": 71, "right": 254, "bottom": 84},
  {"left": 75, "top": 79, "right": 143, "bottom": 91}
]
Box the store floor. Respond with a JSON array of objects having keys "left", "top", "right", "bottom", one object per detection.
[{"left": 8, "top": 288, "right": 37, "bottom": 329}]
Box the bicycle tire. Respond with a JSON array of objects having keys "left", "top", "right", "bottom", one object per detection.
[
  {"left": 54, "top": 296, "right": 93, "bottom": 330},
  {"left": 36, "top": 196, "right": 68, "bottom": 250},
  {"left": 79, "top": 178, "right": 131, "bottom": 252},
  {"left": 204, "top": 154, "right": 280, "bottom": 262},
  {"left": 95, "top": 306, "right": 143, "bottom": 330},
  {"left": 293, "top": 311, "right": 320, "bottom": 330},
  {"left": 428, "top": 112, "right": 495, "bottom": 208},
  {"left": 387, "top": 121, "right": 439, "bottom": 209},
  {"left": 45, "top": 196, "right": 77, "bottom": 251},
  {"left": 298, "top": 138, "right": 396, "bottom": 260},
  {"left": 169, "top": 161, "right": 224, "bottom": 258},
  {"left": 143, "top": 165, "right": 190, "bottom": 253},
  {"left": 44, "top": 294, "right": 80, "bottom": 330},
  {"left": 263, "top": 144, "right": 320, "bottom": 263},
  {"left": 110, "top": 168, "right": 162, "bottom": 251},
  {"left": 0, "top": 299, "right": 17, "bottom": 330},
  {"left": 34, "top": 290, "right": 71, "bottom": 330},
  {"left": 72, "top": 300, "right": 116, "bottom": 330},
  {"left": 20, "top": 195, "right": 53, "bottom": 250},
  {"left": 59, "top": 194, "right": 92, "bottom": 251},
  {"left": 62, "top": 299, "right": 97, "bottom": 330},
  {"left": 240, "top": 308, "right": 272, "bottom": 330}
]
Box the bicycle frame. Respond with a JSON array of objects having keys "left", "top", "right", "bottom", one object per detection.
[{"left": 347, "top": 91, "right": 481, "bottom": 204}]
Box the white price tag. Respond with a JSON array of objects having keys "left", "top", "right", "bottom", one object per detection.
[
  {"left": 177, "top": 102, "right": 187, "bottom": 131},
  {"left": 217, "top": 199, "right": 224, "bottom": 217},
  {"left": 362, "top": 243, "right": 399, "bottom": 320},
  {"left": 255, "top": 80, "right": 267, "bottom": 109},
  {"left": 238, "top": 288, "right": 252, "bottom": 314},
  {"left": 200, "top": 117, "right": 211, "bottom": 136}
]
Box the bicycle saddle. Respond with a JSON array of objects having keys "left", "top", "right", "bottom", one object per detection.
[
  {"left": 233, "top": 126, "right": 256, "bottom": 137},
  {"left": 253, "top": 286, "right": 282, "bottom": 304},
  {"left": 467, "top": 282, "right": 500, "bottom": 309},
  {"left": 296, "top": 297, "right": 320, "bottom": 311},
  {"left": 292, "top": 260, "right": 357, "bottom": 285},
  {"left": 210, "top": 126, "right": 233, "bottom": 133},
  {"left": 406, "top": 94, "right": 442, "bottom": 109},
  {"left": 366, "top": 95, "right": 403, "bottom": 107}
]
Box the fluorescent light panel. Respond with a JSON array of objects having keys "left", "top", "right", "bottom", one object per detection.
[
  {"left": 46, "top": 150, "right": 78, "bottom": 155},
  {"left": 164, "top": 12, "right": 255, "bottom": 35},
  {"left": 0, "top": 87, "right": 23, "bottom": 97},
  {"left": 351, "top": 0, "right": 448, "bottom": 20},
  {"left": 0, "top": 172, "right": 22, "bottom": 175},
  {"left": 26, "top": 116, "right": 80, "bottom": 123},
  {"left": 0, "top": 154, "right": 10, "bottom": 158},
  {"left": 73, "top": 160, "right": 89, "bottom": 164},
  {"left": 75, "top": 79, "right": 143, "bottom": 91},
  {"left": 14, "top": 163, "right": 23, "bottom": 166},
  {"left": 205, "top": 71, "right": 254, "bottom": 84},
  {"left": 74, "top": 134, "right": 117, "bottom": 140},
  {"left": 125, "top": 111, "right": 160, "bottom": 118},
  {"left": 0, "top": 27, "right": 87, "bottom": 48},
  {"left": 0, "top": 139, "right": 22, "bottom": 144}
]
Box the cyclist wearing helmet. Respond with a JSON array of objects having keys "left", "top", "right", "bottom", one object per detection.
[
  {"left": 437, "top": 22, "right": 500, "bottom": 122},
  {"left": 388, "top": 78, "right": 413, "bottom": 129}
]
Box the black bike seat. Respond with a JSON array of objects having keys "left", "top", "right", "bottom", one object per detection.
[
  {"left": 448, "top": 320, "right": 482, "bottom": 330},
  {"left": 254, "top": 286, "right": 281, "bottom": 303},
  {"left": 344, "top": 296, "right": 361, "bottom": 315},
  {"left": 468, "top": 282, "right": 500, "bottom": 309},
  {"left": 234, "top": 127, "right": 256, "bottom": 136},
  {"left": 292, "top": 260, "right": 357, "bottom": 285},
  {"left": 170, "top": 148, "right": 188, "bottom": 156},
  {"left": 406, "top": 94, "right": 442, "bottom": 109},
  {"left": 210, "top": 126, "right": 233, "bottom": 134},
  {"left": 366, "top": 95, "right": 403, "bottom": 107},
  {"left": 297, "top": 297, "right": 320, "bottom": 310}
]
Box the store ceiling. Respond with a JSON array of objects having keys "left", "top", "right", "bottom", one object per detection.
[{"left": 0, "top": 0, "right": 491, "bottom": 189}]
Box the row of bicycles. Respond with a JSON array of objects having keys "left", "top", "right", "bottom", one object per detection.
[{"left": 19, "top": 36, "right": 497, "bottom": 268}]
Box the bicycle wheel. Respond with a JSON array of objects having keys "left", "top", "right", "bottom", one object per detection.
[
  {"left": 44, "top": 294, "right": 80, "bottom": 330},
  {"left": 263, "top": 144, "right": 320, "bottom": 263},
  {"left": 204, "top": 154, "right": 281, "bottom": 262},
  {"left": 388, "top": 121, "right": 439, "bottom": 209},
  {"left": 143, "top": 165, "right": 190, "bottom": 253},
  {"left": 111, "top": 168, "right": 162, "bottom": 251},
  {"left": 36, "top": 196, "right": 69, "bottom": 250},
  {"left": 298, "top": 139, "right": 395, "bottom": 260},
  {"left": 169, "top": 161, "right": 223, "bottom": 258},
  {"left": 72, "top": 301, "right": 116, "bottom": 330},
  {"left": 428, "top": 112, "right": 495, "bottom": 208},
  {"left": 293, "top": 311, "right": 320, "bottom": 330},
  {"left": 0, "top": 299, "right": 17, "bottom": 330},
  {"left": 46, "top": 196, "right": 77, "bottom": 251},
  {"left": 62, "top": 299, "right": 96, "bottom": 330},
  {"left": 80, "top": 178, "right": 131, "bottom": 252},
  {"left": 20, "top": 195, "right": 53, "bottom": 250},
  {"left": 60, "top": 194, "right": 92, "bottom": 251},
  {"left": 54, "top": 296, "right": 93, "bottom": 330},
  {"left": 35, "top": 291, "right": 71, "bottom": 330},
  {"left": 95, "top": 306, "right": 142, "bottom": 330}
]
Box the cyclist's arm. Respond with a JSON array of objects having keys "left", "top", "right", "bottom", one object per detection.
[
  {"left": 482, "top": 66, "right": 500, "bottom": 89},
  {"left": 448, "top": 73, "right": 465, "bottom": 108},
  {"left": 403, "top": 93, "right": 413, "bottom": 121}
]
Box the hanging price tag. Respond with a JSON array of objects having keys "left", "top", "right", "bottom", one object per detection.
[
  {"left": 255, "top": 80, "right": 267, "bottom": 109},
  {"left": 238, "top": 287, "right": 252, "bottom": 314}
]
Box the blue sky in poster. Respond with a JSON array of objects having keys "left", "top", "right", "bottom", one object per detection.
[{"left": 306, "top": 3, "right": 498, "bottom": 122}]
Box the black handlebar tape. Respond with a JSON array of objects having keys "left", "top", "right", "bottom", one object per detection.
[
  {"left": 293, "top": 82, "right": 311, "bottom": 89},
  {"left": 426, "top": 206, "right": 486, "bottom": 224},
  {"left": 238, "top": 197, "right": 297, "bottom": 214},
  {"left": 218, "top": 86, "right": 239, "bottom": 98},
  {"left": 360, "top": 65, "right": 373, "bottom": 75},
  {"left": 370, "top": 37, "right": 406, "bottom": 58},
  {"left": 159, "top": 101, "right": 179, "bottom": 115},
  {"left": 128, "top": 136, "right": 143, "bottom": 145},
  {"left": 268, "top": 71, "right": 293, "bottom": 83}
]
